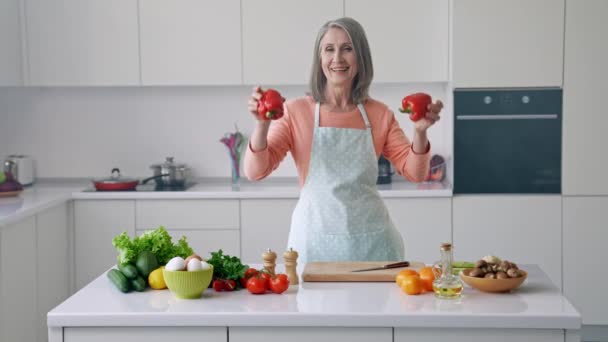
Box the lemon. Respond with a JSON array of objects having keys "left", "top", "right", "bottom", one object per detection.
[{"left": 148, "top": 266, "right": 167, "bottom": 290}]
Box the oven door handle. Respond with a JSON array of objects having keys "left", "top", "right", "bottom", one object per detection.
[{"left": 456, "top": 114, "right": 558, "bottom": 120}]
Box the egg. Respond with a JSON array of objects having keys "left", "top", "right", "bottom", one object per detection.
[
  {"left": 200, "top": 261, "right": 211, "bottom": 270},
  {"left": 165, "top": 256, "right": 186, "bottom": 271},
  {"left": 184, "top": 254, "right": 202, "bottom": 266},
  {"left": 186, "top": 258, "right": 203, "bottom": 271}
]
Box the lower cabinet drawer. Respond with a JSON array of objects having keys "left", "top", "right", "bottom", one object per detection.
[
  {"left": 395, "top": 328, "right": 564, "bottom": 342},
  {"left": 64, "top": 327, "right": 226, "bottom": 342},
  {"left": 136, "top": 229, "right": 240, "bottom": 258},
  {"left": 136, "top": 199, "right": 239, "bottom": 229},
  {"left": 230, "top": 327, "right": 391, "bottom": 342}
]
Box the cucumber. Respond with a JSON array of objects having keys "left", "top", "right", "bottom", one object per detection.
[
  {"left": 452, "top": 268, "right": 466, "bottom": 275},
  {"left": 107, "top": 269, "right": 131, "bottom": 293},
  {"left": 131, "top": 276, "right": 147, "bottom": 292},
  {"left": 452, "top": 261, "right": 475, "bottom": 269},
  {"left": 135, "top": 251, "right": 159, "bottom": 278},
  {"left": 118, "top": 264, "right": 138, "bottom": 279}
]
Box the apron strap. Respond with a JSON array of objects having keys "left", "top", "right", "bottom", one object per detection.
[
  {"left": 315, "top": 102, "right": 371, "bottom": 129},
  {"left": 357, "top": 103, "right": 371, "bottom": 129}
]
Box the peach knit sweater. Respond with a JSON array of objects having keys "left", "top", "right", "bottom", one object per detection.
[{"left": 244, "top": 96, "right": 431, "bottom": 187}]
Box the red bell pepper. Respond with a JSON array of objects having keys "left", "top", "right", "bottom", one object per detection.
[
  {"left": 257, "top": 89, "right": 285, "bottom": 121},
  {"left": 398, "top": 92, "right": 432, "bottom": 122}
]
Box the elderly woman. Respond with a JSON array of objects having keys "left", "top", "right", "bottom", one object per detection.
[{"left": 244, "top": 17, "right": 443, "bottom": 262}]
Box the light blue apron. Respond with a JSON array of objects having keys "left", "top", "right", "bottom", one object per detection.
[{"left": 287, "top": 102, "right": 404, "bottom": 263}]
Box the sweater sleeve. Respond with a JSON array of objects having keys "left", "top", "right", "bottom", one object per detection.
[
  {"left": 381, "top": 110, "right": 432, "bottom": 183},
  {"left": 243, "top": 105, "right": 294, "bottom": 181}
]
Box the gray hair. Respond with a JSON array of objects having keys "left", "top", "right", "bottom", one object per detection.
[{"left": 309, "top": 17, "right": 373, "bottom": 104}]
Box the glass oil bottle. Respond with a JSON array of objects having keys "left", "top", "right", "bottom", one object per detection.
[{"left": 432, "top": 243, "right": 464, "bottom": 299}]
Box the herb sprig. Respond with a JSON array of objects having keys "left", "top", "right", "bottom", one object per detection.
[{"left": 207, "top": 249, "right": 248, "bottom": 282}]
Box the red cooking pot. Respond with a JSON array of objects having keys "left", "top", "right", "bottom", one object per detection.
[{"left": 92, "top": 168, "right": 166, "bottom": 191}]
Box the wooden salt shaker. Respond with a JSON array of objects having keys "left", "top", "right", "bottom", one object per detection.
[
  {"left": 284, "top": 247, "right": 299, "bottom": 285},
  {"left": 262, "top": 249, "right": 277, "bottom": 275}
]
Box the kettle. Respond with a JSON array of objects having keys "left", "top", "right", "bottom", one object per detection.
[
  {"left": 377, "top": 155, "right": 394, "bottom": 184},
  {"left": 3, "top": 155, "right": 35, "bottom": 186}
]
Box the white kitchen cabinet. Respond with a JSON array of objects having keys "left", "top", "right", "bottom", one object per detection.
[
  {"left": 64, "top": 327, "right": 226, "bottom": 342},
  {"left": 452, "top": 0, "right": 564, "bottom": 87},
  {"left": 0, "top": 217, "right": 37, "bottom": 342},
  {"left": 37, "top": 203, "right": 70, "bottom": 342},
  {"left": 25, "top": 0, "right": 139, "bottom": 86},
  {"left": 240, "top": 199, "right": 298, "bottom": 264},
  {"left": 345, "top": 0, "right": 449, "bottom": 82},
  {"left": 384, "top": 198, "right": 452, "bottom": 263},
  {"left": 0, "top": 0, "right": 23, "bottom": 85},
  {"left": 136, "top": 199, "right": 239, "bottom": 230},
  {"left": 453, "top": 196, "right": 562, "bottom": 289},
  {"left": 395, "top": 328, "right": 563, "bottom": 342},
  {"left": 563, "top": 196, "right": 608, "bottom": 325},
  {"left": 139, "top": 0, "right": 241, "bottom": 85},
  {"left": 136, "top": 199, "right": 240, "bottom": 258},
  {"left": 242, "top": 0, "right": 343, "bottom": 85},
  {"left": 74, "top": 200, "right": 135, "bottom": 290},
  {"left": 230, "top": 327, "right": 391, "bottom": 342},
  {"left": 562, "top": 0, "right": 608, "bottom": 195}
]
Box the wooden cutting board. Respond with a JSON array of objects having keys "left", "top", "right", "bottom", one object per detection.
[{"left": 302, "top": 261, "right": 426, "bottom": 282}]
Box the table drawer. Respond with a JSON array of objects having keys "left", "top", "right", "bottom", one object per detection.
[{"left": 65, "top": 327, "right": 226, "bottom": 342}]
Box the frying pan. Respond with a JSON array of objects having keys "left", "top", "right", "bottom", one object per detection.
[{"left": 92, "top": 168, "right": 167, "bottom": 191}]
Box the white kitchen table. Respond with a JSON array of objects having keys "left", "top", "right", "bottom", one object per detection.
[{"left": 48, "top": 264, "right": 581, "bottom": 342}]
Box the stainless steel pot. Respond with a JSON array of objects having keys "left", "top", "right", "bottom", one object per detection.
[{"left": 149, "top": 157, "right": 190, "bottom": 187}]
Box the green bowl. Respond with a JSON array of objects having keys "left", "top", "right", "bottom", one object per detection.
[{"left": 162, "top": 266, "right": 214, "bottom": 299}]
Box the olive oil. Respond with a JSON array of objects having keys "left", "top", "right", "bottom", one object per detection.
[
  {"left": 432, "top": 243, "right": 464, "bottom": 299},
  {"left": 433, "top": 282, "right": 463, "bottom": 299}
]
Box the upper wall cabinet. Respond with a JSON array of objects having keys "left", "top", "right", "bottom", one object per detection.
[
  {"left": 139, "top": 0, "right": 241, "bottom": 85},
  {"left": 452, "top": 0, "right": 564, "bottom": 88},
  {"left": 0, "top": 0, "right": 23, "bottom": 86},
  {"left": 242, "top": 0, "right": 343, "bottom": 85},
  {"left": 346, "top": 0, "right": 449, "bottom": 83},
  {"left": 25, "top": 0, "right": 140, "bottom": 86},
  {"left": 562, "top": 0, "right": 608, "bottom": 195}
]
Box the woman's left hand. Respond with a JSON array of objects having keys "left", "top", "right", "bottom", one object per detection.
[{"left": 414, "top": 100, "right": 443, "bottom": 132}]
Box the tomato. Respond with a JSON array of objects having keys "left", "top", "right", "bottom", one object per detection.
[
  {"left": 259, "top": 272, "right": 272, "bottom": 290},
  {"left": 245, "top": 268, "right": 259, "bottom": 278},
  {"left": 212, "top": 279, "right": 224, "bottom": 292},
  {"left": 246, "top": 276, "right": 268, "bottom": 294},
  {"left": 240, "top": 268, "right": 259, "bottom": 288},
  {"left": 223, "top": 279, "right": 236, "bottom": 291},
  {"left": 269, "top": 274, "right": 289, "bottom": 294}
]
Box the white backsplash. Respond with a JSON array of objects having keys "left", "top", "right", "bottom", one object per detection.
[{"left": 0, "top": 83, "right": 452, "bottom": 179}]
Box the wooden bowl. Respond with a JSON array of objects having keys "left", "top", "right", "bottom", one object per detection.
[{"left": 460, "top": 268, "right": 527, "bottom": 293}]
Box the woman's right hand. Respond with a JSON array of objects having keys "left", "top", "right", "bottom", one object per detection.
[
  {"left": 248, "top": 86, "right": 271, "bottom": 151},
  {"left": 248, "top": 86, "right": 270, "bottom": 125}
]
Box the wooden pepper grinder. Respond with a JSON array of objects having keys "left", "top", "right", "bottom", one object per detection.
[
  {"left": 283, "top": 247, "right": 299, "bottom": 285},
  {"left": 262, "top": 248, "right": 277, "bottom": 275}
]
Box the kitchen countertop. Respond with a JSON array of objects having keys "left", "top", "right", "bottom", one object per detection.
[
  {"left": 48, "top": 264, "right": 580, "bottom": 329},
  {"left": 0, "top": 178, "right": 452, "bottom": 227}
]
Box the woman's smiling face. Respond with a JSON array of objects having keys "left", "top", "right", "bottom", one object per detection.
[{"left": 320, "top": 27, "right": 358, "bottom": 88}]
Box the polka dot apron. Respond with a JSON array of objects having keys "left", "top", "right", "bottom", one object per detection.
[{"left": 287, "top": 102, "right": 404, "bottom": 263}]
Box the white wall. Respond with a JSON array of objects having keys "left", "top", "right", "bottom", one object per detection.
[{"left": 0, "top": 83, "right": 450, "bottom": 180}]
